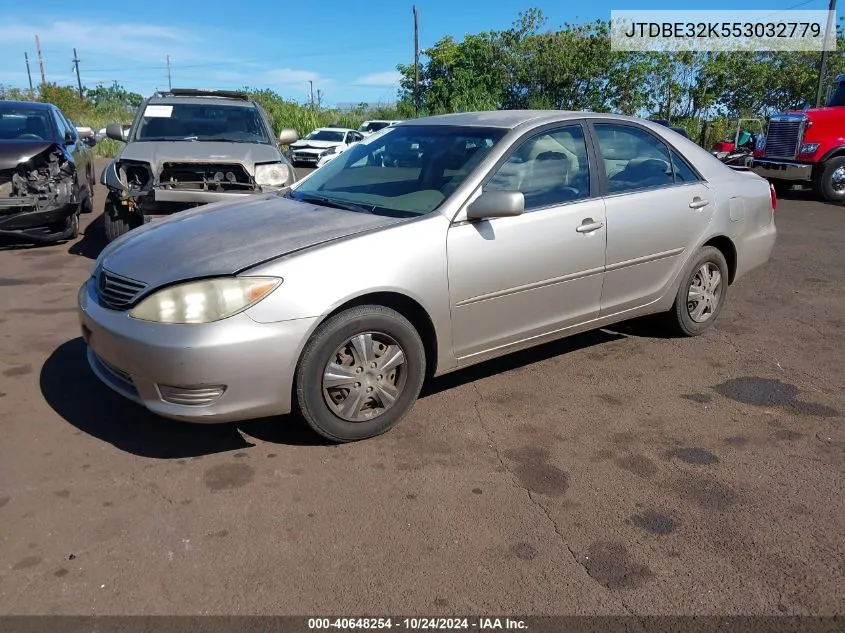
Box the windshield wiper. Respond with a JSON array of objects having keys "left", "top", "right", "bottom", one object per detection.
[{"left": 295, "top": 194, "right": 375, "bottom": 214}]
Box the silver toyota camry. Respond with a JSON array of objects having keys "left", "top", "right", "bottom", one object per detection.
[{"left": 78, "top": 111, "right": 777, "bottom": 442}]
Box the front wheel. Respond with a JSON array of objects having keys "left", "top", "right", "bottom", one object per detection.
[
  {"left": 64, "top": 211, "right": 80, "bottom": 240},
  {"left": 663, "top": 246, "right": 729, "bottom": 337},
  {"left": 294, "top": 305, "right": 426, "bottom": 443},
  {"left": 812, "top": 156, "right": 845, "bottom": 204},
  {"left": 104, "top": 195, "right": 142, "bottom": 242}
]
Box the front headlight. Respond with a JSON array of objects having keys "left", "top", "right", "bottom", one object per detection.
[
  {"left": 799, "top": 142, "right": 820, "bottom": 154},
  {"left": 320, "top": 146, "right": 339, "bottom": 157},
  {"left": 254, "top": 162, "right": 290, "bottom": 187},
  {"left": 129, "top": 276, "right": 282, "bottom": 324}
]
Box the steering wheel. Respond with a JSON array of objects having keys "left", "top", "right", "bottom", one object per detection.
[{"left": 17, "top": 133, "right": 43, "bottom": 140}]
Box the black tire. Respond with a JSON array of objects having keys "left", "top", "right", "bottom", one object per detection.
[
  {"left": 65, "top": 211, "right": 80, "bottom": 240},
  {"left": 81, "top": 183, "right": 95, "bottom": 214},
  {"left": 104, "top": 195, "right": 141, "bottom": 242},
  {"left": 812, "top": 156, "right": 845, "bottom": 204},
  {"left": 663, "top": 246, "right": 730, "bottom": 337},
  {"left": 294, "top": 305, "right": 426, "bottom": 443}
]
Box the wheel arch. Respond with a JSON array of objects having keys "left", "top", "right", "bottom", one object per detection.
[
  {"left": 317, "top": 291, "right": 440, "bottom": 379},
  {"left": 818, "top": 146, "right": 845, "bottom": 163},
  {"left": 701, "top": 235, "right": 737, "bottom": 285}
]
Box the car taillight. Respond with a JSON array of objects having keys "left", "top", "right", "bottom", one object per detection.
[{"left": 770, "top": 183, "right": 777, "bottom": 212}]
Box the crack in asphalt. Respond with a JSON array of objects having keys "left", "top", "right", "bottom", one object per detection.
[
  {"left": 470, "top": 383, "right": 634, "bottom": 615},
  {"left": 128, "top": 472, "right": 174, "bottom": 506},
  {"left": 714, "top": 329, "right": 835, "bottom": 397}
]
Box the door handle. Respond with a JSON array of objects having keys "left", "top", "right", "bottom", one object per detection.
[
  {"left": 576, "top": 219, "right": 604, "bottom": 233},
  {"left": 689, "top": 197, "right": 710, "bottom": 209}
]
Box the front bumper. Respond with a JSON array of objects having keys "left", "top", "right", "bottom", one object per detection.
[
  {"left": 291, "top": 151, "right": 323, "bottom": 165},
  {"left": 77, "top": 277, "right": 319, "bottom": 423},
  {"left": 151, "top": 188, "right": 260, "bottom": 204},
  {"left": 750, "top": 159, "right": 813, "bottom": 182},
  {"left": 0, "top": 198, "right": 78, "bottom": 240}
]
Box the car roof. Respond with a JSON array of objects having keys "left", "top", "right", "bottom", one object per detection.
[
  {"left": 313, "top": 127, "right": 356, "bottom": 133},
  {"left": 0, "top": 100, "right": 55, "bottom": 110},
  {"left": 144, "top": 95, "right": 256, "bottom": 108},
  {"left": 400, "top": 110, "right": 668, "bottom": 129}
]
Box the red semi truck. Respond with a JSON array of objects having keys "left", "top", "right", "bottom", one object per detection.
[{"left": 752, "top": 74, "right": 845, "bottom": 203}]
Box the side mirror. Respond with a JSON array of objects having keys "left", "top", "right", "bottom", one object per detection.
[
  {"left": 278, "top": 128, "right": 299, "bottom": 145},
  {"left": 466, "top": 190, "right": 525, "bottom": 220},
  {"left": 64, "top": 131, "right": 75, "bottom": 145},
  {"left": 86, "top": 135, "right": 97, "bottom": 147},
  {"left": 106, "top": 123, "right": 125, "bottom": 142}
]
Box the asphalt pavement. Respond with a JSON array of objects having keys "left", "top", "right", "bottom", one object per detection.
[{"left": 0, "top": 164, "right": 842, "bottom": 616}]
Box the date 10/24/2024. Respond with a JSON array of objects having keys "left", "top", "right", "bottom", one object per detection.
[{"left": 307, "top": 618, "right": 528, "bottom": 630}]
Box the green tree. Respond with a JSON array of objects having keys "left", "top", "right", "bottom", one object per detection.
[{"left": 85, "top": 81, "right": 143, "bottom": 109}]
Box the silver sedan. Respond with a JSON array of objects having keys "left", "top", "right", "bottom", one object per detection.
[{"left": 78, "top": 111, "right": 777, "bottom": 442}]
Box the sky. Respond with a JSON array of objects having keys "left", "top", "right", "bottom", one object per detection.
[{"left": 0, "top": 0, "right": 837, "bottom": 107}]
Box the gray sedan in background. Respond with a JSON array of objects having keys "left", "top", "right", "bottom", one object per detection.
[{"left": 78, "top": 111, "right": 777, "bottom": 443}]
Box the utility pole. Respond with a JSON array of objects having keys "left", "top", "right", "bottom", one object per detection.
[
  {"left": 309, "top": 80, "right": 314, "bottom": 108},
  {"left": 166, "top": 55, "right": 172, "bottom": 90},
  {"left": 815, "top": 0, "right": 837, "bottom": 107},
  {"left": 316, "top": 89, "right": 322, "bottom": 111},
  {"left": 35, "top": 35, "right": 46, "bottom": 88},
  {"left": 24, "top": 52, "right": 34, "bottom": 98},
  {"left": 413, "top": 5, "right": 420, "bottom": 113},
  {"left": 72, "top": 48, "right": 83, "bottom": 99}
]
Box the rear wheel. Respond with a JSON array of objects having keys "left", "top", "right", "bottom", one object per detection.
[
  {"left": 104, "top": 195, "right": 142, "bottom": 242},
  {"left": 812, "top": 156, "right": 845, "bottom": 204},
  {"left": 663, "top": 246, "right": 729, "bottom": 337},
  {"left": 294, "top": 305, "right": 426, "bottom": 443}
]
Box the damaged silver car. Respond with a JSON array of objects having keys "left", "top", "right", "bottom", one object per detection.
[
  {"left": 0, "top": 100, "right": 96, "bottom": 243},
  {"left": 101, "top": 89, "right": 299, "bottom": 242}
]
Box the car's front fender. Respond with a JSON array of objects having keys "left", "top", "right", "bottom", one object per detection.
[{"left": 100, "top": 158, "right": 124, "bottom": 191}]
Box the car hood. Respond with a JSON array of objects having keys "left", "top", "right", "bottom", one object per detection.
[
  {"left": 0, "top": 141, "right": 56, "bottom": 170},
  {"left": 97, "top": 194, "right": 407, "bottom": 290},
  {"left": 291, "top": 140, "right": 341, "bottom": 150},
  {"left": 116, "top": 141, "right": 282, "bottom": 175}
]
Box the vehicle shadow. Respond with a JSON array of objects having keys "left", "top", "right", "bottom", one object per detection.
[
  {"left": 44, "top": 320, "right": 673, "bottom": 456},
  {"left": 69, "top": 213, "right": 107, "bottom": 260},
  {"left": 776, "top": 185, "right": 845, "bottom": 207},
  {"left": 421, "top": 327, "right": 629, "bottom": 397},
  {"left": 40, "top": 337, "right": 329, "bottom": 459},
  {"left": 0, "top": 237, "right": 68, "bottom": 251}
]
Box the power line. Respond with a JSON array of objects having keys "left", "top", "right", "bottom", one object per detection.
[
  {"left": 83, "top": 43, "right": 407, "bottom": 74},
  {"left": 761, "top": 0, "right": 820, "bottom": 20}
]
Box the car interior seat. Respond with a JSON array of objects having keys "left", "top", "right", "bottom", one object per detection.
[
  {"left": 522, "top": 150, "right": 575, "bottom": 206},
  {"left": 610, "top": 156, "right": 673, "bottom": 191}
]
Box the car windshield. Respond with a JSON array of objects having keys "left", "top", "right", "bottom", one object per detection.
[
  {"left": 305, "top": 130, "right": 347, "bottom": 142},
  {"left": 828, "top": 82, "right": 845, "bottom": 107},
  {"left": 0, "top": 105, "right": 54, "bottom": 141},
  {"left": 358, "top": 121, "right": 390, "bottom": 133},
  {"left": 289, "top": 124, "right": 506, "bottom": 217},
  {"left": 132, "top": 102, "right": 270, "bottom": 143}
]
